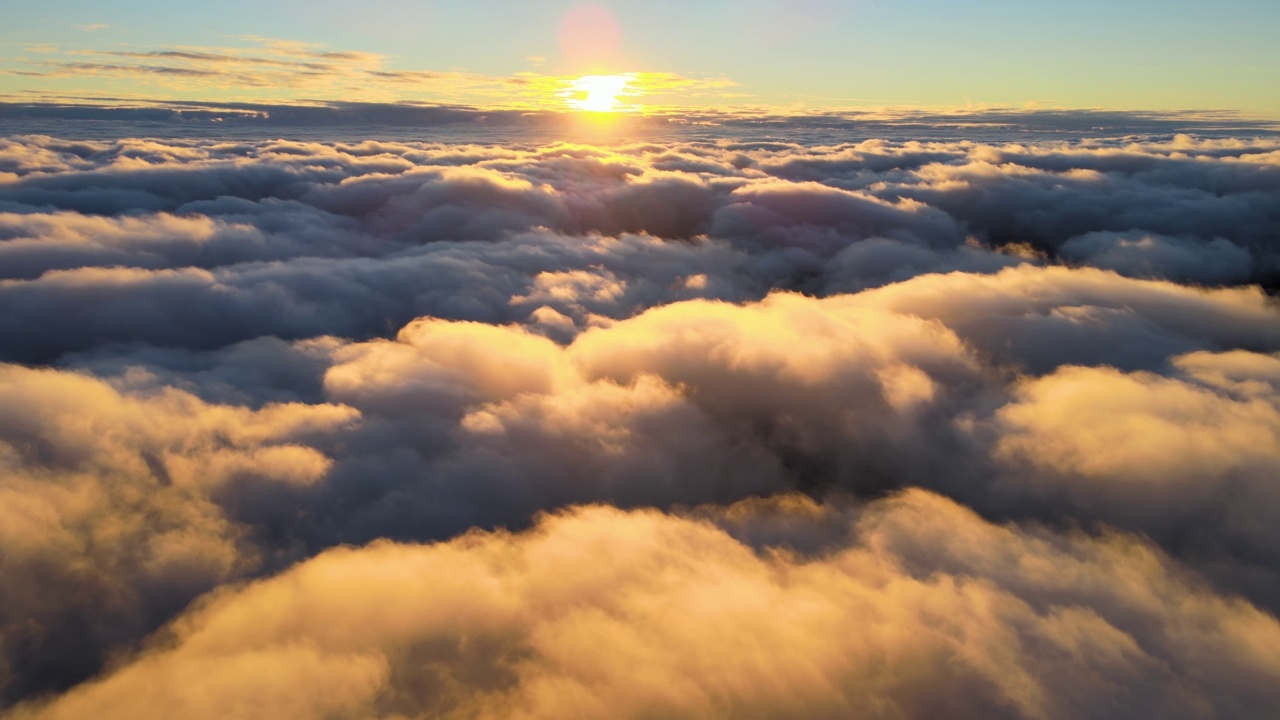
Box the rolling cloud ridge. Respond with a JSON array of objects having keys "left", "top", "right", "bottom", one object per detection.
[{"left": 1, "top": 128, "right": 1279, "bottom": 718}]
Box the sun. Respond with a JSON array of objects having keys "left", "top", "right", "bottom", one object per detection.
[{"left": 565, "top": 74, "right": 633, "bottom": 113}]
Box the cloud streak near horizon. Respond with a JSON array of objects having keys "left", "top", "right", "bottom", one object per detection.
[
  {"left": 0, "top": 39, "right": 739, "bottom": 113},
  {"left": 1, "top": 130, "right": 1279, "bottom": 718}
]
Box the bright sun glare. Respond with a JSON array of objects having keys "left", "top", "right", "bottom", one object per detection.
[{"left": 566, "top": 74, "right": 633, "bottom": 113}]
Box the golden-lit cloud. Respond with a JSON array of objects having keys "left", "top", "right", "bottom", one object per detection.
[
  {"left": 0, "top": 364, "right": 358, "bottom": 705},
  {"left": 2, "top": 132, "right": 1280, "bottom": 716},
  {"left": 8, "top": 492, "right": 1280, "bottom": 720},
  {"left": 0, "top": 38, "right": 738, "bottom": 112}
]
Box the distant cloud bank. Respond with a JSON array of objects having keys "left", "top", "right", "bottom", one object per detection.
[
  {"left": 1, "top": 130, "right": 1279, "bottom": 718},
  {"left": 2, "top": 101, "right": 1278, "bottom": 137}
]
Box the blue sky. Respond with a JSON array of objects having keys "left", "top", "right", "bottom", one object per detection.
[{"left": 2, "top": 0, "right": 1278, "bottom": 115}]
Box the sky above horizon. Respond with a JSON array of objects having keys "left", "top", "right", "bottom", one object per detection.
[{"left": 2, "top": 0, "right": 1279, "bottom": 116}]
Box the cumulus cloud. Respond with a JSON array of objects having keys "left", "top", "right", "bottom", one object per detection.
[
  {"left": 2, "top": 133, "right": 1277, "bottom": 363},
  {"left": 849, "top": 265, "right": 1280, "bottom": 372},
  {"left": 306, "top": 293, "right": 982, "bottom": 541},
  {"left": 0, "top": 365, "right": 356, "bottom": 704},
  {"left": 7, "top": 492, "right": 1280, "bottom": 720},
  {"left": 1059, "top": 231, "right": 1253, "bottom": 284},
  {"left": 987, "top": 353, "right": 1280, "bottom": 603},
  {"left": 2, "top": 128, "right": 1280, "bottom": 715}
]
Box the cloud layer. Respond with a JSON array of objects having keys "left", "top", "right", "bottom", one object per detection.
[
  {"left": 10, "top": 493, "right": 1280, "bottom": 720},
  {"left": 1, "top": 130, "right": 1279, "bottom": 717}
]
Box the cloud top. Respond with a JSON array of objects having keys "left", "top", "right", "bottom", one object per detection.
[
  {"left": 10, "top": 493, "right": 1280, "bottom": 720},
  {"left": 1, "top": 129, "right": 1279, "bottom": 716}
]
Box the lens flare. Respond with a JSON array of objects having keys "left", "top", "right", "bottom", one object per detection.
[{"left": 559, "top": 3, "right": 622, "bottom": 71}]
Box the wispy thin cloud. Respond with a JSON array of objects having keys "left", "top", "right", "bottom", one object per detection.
[
  {"left": 0, "top": 38, "right": 743, "bottom": 112},
  {"left": 97, "top": 50, "right": 332, "bottom": 70}
]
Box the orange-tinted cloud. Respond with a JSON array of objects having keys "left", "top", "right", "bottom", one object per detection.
[
  {"left": 2, "top": 131, "right": 1280, "bottom": 715},
  {"left": 9, "top": 492, "right": 1280, "bottom": 720}
]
